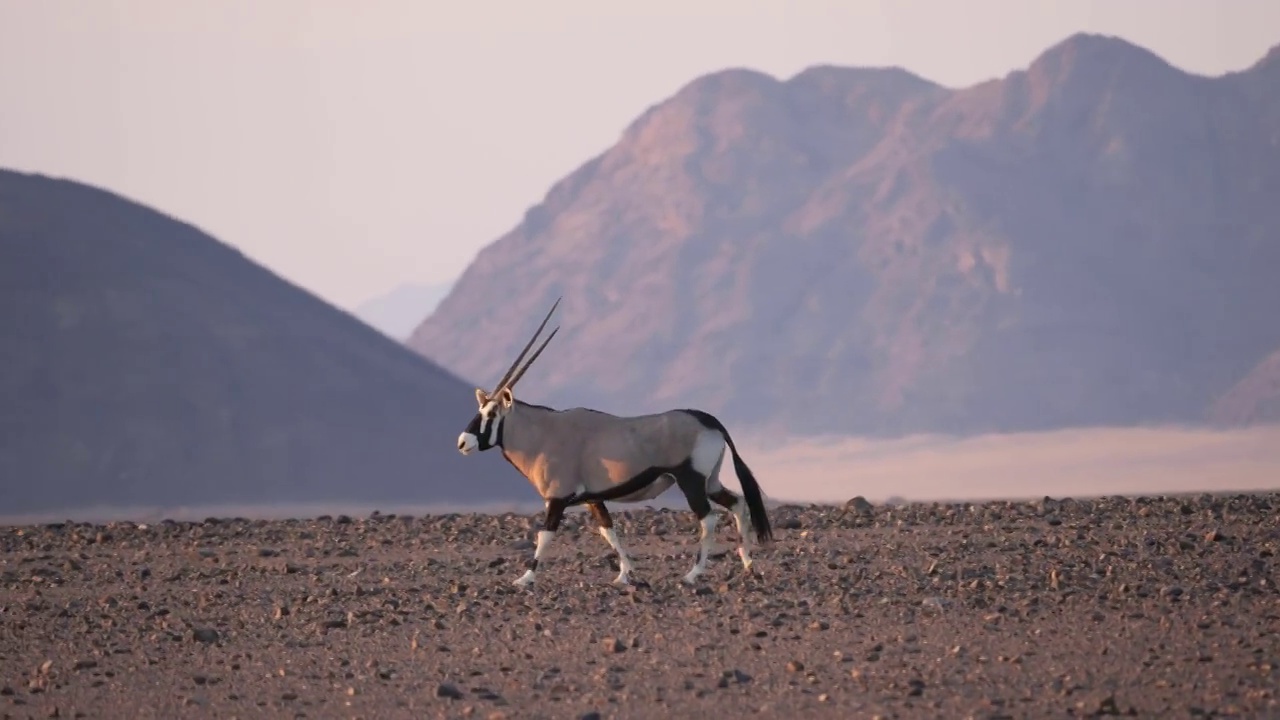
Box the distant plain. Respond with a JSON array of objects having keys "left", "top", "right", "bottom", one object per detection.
[{"left": 6, "top": 424, "right": 1278, "bottom": 526}]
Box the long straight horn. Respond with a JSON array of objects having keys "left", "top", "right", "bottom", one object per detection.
[
  {"left": 504, "top": 325, "right": 559, "bottom": 391},
  {"left": 490, "top": 297, "right": 561, "bottom": 395}
]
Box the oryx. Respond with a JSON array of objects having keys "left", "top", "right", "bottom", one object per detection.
[{"left": 455, "top": 298, "right": 773, "bottom": 588}]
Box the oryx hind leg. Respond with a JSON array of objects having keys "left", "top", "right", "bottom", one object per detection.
[
  {"left": 677, "top": 430, "right": 728, "bottom": 584},
  {"left": 588, "top": 502, "right": 635, "bottom": 586},
  {"left": 710, "top": 487, "right": 755, "bottom": 572},
  {"left": 677, "top": 480, "right": 717, "bottom": 586},
  {"left": 704, "top": 440, "right": 755, "bottom": 571}
]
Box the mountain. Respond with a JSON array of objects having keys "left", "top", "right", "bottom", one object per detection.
[
  {"left": 1209, "top": 348, "right": 1280, "bottom": 426},
  {"left": 355, "top": 281, "right": 453, "bottom": 341},
  {"left": 408, "top": 33, "right": 1280, "bottom": 438},
  {"left": 0, "top": 169, "right": 526, "bottom": 519}
]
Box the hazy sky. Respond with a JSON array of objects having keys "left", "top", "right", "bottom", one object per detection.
[{"left": 1, "top": 1, "right": 1276, "bottom": 310}]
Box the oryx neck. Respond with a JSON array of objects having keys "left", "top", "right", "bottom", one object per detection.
[{"left": 498, "top": 400, "right": 559, "bottom": 477}]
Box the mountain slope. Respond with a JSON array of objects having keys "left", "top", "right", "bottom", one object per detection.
[
  {"left": 408, "top": 33, "right": 1280, "bottom": 438},
  {"left": 355, "top": 281, "right": 453, "bottom": 341},
  {"left": 0, "top": 169, "right": 525, "bottom": 518},
  {"left": 1209, "top": 348, "right": 1280, "bottom": 426}
]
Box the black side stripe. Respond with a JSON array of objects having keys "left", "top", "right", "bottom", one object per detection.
[{"left": 566, "top": 460, "right": 691, "bottom": 505}]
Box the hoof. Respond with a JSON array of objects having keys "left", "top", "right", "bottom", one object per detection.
[{"left": 513, "top": 570, "right": 536, "bottom": 588}]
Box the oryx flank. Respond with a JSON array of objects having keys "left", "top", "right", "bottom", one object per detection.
[{"left": 456, "top": 298, "right": 773, "bottom": 588}]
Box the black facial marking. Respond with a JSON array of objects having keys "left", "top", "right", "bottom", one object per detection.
[{"left": 463, "top": 406, "right": 504, "bottom": 452}]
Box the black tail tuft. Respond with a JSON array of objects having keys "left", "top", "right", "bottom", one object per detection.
[{"left": 680, "top": 409, "right": 773, "bottom": 544}]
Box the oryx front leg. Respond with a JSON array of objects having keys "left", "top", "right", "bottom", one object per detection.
[
  {"left": 515, "top": 497, "right": 568, "bottom": 588},
  {"left": 588, "top": 502, "right": 635, "bottom": 585}
]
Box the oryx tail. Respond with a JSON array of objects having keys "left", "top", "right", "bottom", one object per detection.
[{"left": 681, "top": 408, "right": 772, "bottom": 544}]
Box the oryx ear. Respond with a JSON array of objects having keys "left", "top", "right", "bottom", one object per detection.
[
  {"left": 475, "top": 388, "right": 490, "bottom": 406},
  {"left": 499, "top": 387, "right": 515, "bottom": 408}
]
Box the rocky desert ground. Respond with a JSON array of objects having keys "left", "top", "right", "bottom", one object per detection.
[{"left": 2, "top": 493, "right": 1278, "bottom": 719}]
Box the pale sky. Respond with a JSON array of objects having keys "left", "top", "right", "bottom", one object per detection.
[{"left": 1, "top": 1, "right": 1276, "bottom": 310}]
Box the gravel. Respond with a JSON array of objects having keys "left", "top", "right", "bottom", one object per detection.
[{"left": 1, "top": 493, "right": 1278, "bottom": 718}]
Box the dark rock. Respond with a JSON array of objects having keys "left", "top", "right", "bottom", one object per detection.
[{"left": 845, "top": 497, "right": 874, "bottom": 514}]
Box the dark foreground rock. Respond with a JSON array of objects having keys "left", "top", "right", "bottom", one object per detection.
[{"left": 1, "top": 494, "right": 1278, "bottom": 719}]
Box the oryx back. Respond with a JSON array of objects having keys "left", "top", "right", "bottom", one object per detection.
[{"left": 575, "top": 409, "right": 724, "bottom": 502}]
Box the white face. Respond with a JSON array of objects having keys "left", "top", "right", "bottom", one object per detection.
[
  {"left": 457, "top": 393, "right": 507, "bottom": 455},
  {"left": 456, "top": 432, "right": 479, "bottom": 455}
]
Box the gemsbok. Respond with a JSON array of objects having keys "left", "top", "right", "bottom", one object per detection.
[{"left": 455, "top": 298, "right": 773, "bottom": 588}]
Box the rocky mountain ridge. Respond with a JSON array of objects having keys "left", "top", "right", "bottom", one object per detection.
[{"left": 409, "top": 33, "right": 1280, "bottom": 438}]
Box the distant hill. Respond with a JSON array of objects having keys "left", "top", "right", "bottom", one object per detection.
[
  {"left": 355, "top": 281, "right": 452, "bottom": 341},
  {"left": 1210, "top": 348, "right": 1280, "bottom": 427},
  {"left": 0, "top": 169, "right": 526, "bottom": 519},
  {"left": 408, "top": 33, "right": 1280, "bottom": 438}
]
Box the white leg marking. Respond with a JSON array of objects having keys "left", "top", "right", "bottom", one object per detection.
[
  {"left": 599, "top": 527, "right": 635, "bottom": 585},
  {"left": 514, "top": 530, "right": 555, "bottom": 587},
  {"left": 683, "top": 513, "right": 719, "bottom": 584},
  {"left": 732, "top": 500, "right": 755, "bottom": 571}
]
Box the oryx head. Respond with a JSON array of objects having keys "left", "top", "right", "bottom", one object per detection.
[{"left": 457, "top": 298, "right": 561, "bottom": 456}]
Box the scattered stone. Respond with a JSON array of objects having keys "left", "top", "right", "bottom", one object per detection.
[
  {"left": 845, "top": 497, "right": 874, "bottom": 514},
  {"left": 2, "top": 495, "right": 1277, "bottom": 717}
]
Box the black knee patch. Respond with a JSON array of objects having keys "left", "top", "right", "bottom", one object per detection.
[
  {"left": 544, "top": 497, "right": 569, "bottom": 532},
  {"left": 588, "top": 502, "right": 613, "bottom": 529}
]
